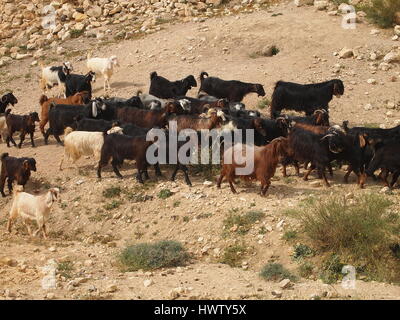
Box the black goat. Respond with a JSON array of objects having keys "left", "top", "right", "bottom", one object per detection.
[
  {"left": 0, "top": 93, "right": 18, "bottom": 114},
  {"left": 65, "top": 71, "right": 96, "bottom": 101},
  {"left": 198, "top": 72, "right": 265, "bottom": 102},
  {"left": 287, "top": 109, "right": 330, "bottom": 127},
  {"left": 75, "top": 118, "right": 120, "bottom": 132},
  {"left": 149, "top": 72, "right": 197, "bottom": 99},
  {"left": 1, "top": 153, "right": 36, "bottom": 197},
  {"left": 44, "top": 99, "right": 107, "bottom": 144},
  {"left": 270, "top": 79, "right": 344, "bottom": 118},
  {"left": 5, "top": 110, "right": 40, "bottom": 148}
]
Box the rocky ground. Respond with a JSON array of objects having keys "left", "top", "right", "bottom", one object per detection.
[{"left": 0, "top": 1, "right": 400, "bottom": 300}]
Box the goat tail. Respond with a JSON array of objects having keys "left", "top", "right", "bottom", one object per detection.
[
  {"left": 150, "top": 71, "right": 157, "bottom": 80},
  {"left": 39, "top": 94, "right": 48, "bottom": 105},
  {"left": 200, "top": 72, "right": 209, "bottom": 82},
  {"left": 1, "top": 152, "right": 9, "bottom": 161},
  {"left": 136, "top": 89, "right": 143, "bottom": 96},
  {"left": 64, "top": 127, "right": 74, "bottom": 137}
]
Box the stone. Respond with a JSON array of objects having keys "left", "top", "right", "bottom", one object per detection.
[
  {"left": 383, "top": 52, "right": 400, "bottom": 64},
  {"left": 370, "top": 29, "right": 380, "bottom": 35},
  {"left": 294, "top": 0, "right": 314, "bottom": 6},
  {"left": 144, "top": 279, "right": 153, "bottom": 287},
  {"left": 86, "top": 5, "right": 102, "bottom": 18},
  {"left": 73, "top": 12, "right": 88, "bottom": 22},
  {"left": 279, "top": 279, "right": 292, "bottom": 289},
  {"left": 56, "top": 47, "right": 66, "bottom": 55},
  {"left": 367, "top": 79, "right": 376, "bottom": 85},
  {"left": 271, "top": 290, "right": 282, "bottom": 298},
  {"left": 338, "top": 48, "right": 353, "bottom": 59},
  {"left": 314, "top": 1, "right": 328, "bottom": 10},
  {"left": 260, "top": 45, "right": 277, "bottom": 57},
  {"left": 380, "top": 186, "right": 391, "bottom": 194},
  {"left": 310, "top": 180, "right": 321, "bottom": 187},
  {"left": 106, "top": 284, "right": 118, "bottom": 293},
  {"left": 0, "top": 257, "right": 18, "bottom": 267}
]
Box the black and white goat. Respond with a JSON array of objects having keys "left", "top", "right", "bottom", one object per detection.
[{"left": 39, "top": 61, "right": 73, "bottom": 96}]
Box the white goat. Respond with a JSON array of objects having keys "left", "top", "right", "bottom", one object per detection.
[
  {"left": 39, "top": 61, "right": 73, "bottom": 97},
  {"left": 86, "top": 52, "right": 119, "bottom": 92},
  {"left": 59, "top": 126, "right": 123, "bottom": 170},
  {"left": 7, "top": 185, "right": 60, "bottom": 239},
  {"left": 0, "top": 115, "right": 7, "bottom": 142}
]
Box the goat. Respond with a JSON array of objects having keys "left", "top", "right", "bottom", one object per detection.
[
  {"left": 75, "top": 118, "right": 120, "bottom": 132},
  {"left": 5, "top": 110, "right": 40, "bottom": 148},
  {"left": 198, "top": 72, "right": 265, "bottom": 102},
  {"left": 175, "top": 96, "right": 229, "bottom": 114},
  {"left": 217, "top": 137, "right": 289, "bottom": 195},
  {"left": 65, "top": 71, "right": 96, "bottom": 100},
  {"left": 7, "top": 185, "right": 59, "bottom": 239},
  {"left": 59, "top": 126, "right": 123, "bottom": 170},
  {"left": 39, "top": 61, "right": 73, "bottom": 96},
  {"left": 270, "top": 79, "right": 344, "bottom": 118},
  {"left": 97, "top": 133, "right": 153, "bottom": 182},
  {"left": 0, "top": 92, "right": 18, "bottom": 114},
  {"left": 116, "top": 101, "right": 184, "bottom": 128},
  {"left": 44, "top": 98, "right": 107, "bottom": 144},
  {"left": 366, "top": 141, "right": 400, "bottom": 188},
  {"left": 287, "top": 109, "right": 330, "bottom": 127},
  {"left": 86, "top": 52, "right": 119, "bottom": 92},
  {"left": 39, "top": 92, "right": 87, "bottom": 136},
  {"left": 137, "top": 91, "right": 166, "bottom": 110},
  {"left": 168, "top": 110, "right": 226, "bottom": 132},
  {"left": 1, "top": 153, "right": 36, "bottom": 197},
  {"left": 149, "top": 71, "right": 197, "bottom": 99}
]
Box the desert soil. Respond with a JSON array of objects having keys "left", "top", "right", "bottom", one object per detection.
[{"left": 0, "top": 2, "right": 399, "bottom": 300}]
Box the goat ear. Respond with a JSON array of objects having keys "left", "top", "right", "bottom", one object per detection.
[
  {"left": 45, "top": 191, "right": 53, "bottom": 207},
  {"left": 359, "top": 134, "right": 366, "bottom": 148}
]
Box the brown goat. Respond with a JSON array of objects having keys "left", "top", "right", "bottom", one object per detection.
[
  {"left": 39, "top": 92, "right": 87, "bottom": 136},
  {"left": 5, "top": 110, "right": 40, "bottom": 148},
  {"left": 116, "top": 101, "right": 183, "bottom": 128},
  {"left": 169, "top": 110, "right": 226, "bottom": 132},
  {"left": 217, "top": 137, "right": 289, "bottom": 195}
]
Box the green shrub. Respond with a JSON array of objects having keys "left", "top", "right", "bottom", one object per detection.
[
  {"left": 103, "top": 186, "right": 121, "bottom": 198},
  {"left": 360, "top": 0, "right": 400, "bottom": 28},
  {"left": 293, "top": 243, "right": 315, "bottom": 261},
  {"left": 70, "top": 28, "right": 85, "bottom": 38},
  {"left": 297, "top": 193, "right": 400, "bottom": 282},
  {"left": 158, "top": 189, "right": 173, "bottom": 199},
  {"left": 223, "top": 210, "right": 265, "bottom": 235},
  {"left": 257, "top": 98, "right": 270, "bottom": 109},
  {"left": 57, "top": 260, "right": 74, "bottom": 279},
  {"left": 219, "top": 244, "right": 248, "bottom": 267},
  {"left": 298, "top": 262, "right": 314, "bottom": 278},
  {"left": 119, "top": 240, "right": 190, "bottom": 271},
  {"left": 283, "top": 230, "right": 298, "bottom": 241},
  {"left": 260, "top": 263, "right": 297, "bottom": 281},
  {"left": 103, "top": 200, "right": 122, "bottom": 210}
]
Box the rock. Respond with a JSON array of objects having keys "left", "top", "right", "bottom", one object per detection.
[
  {"left": 106, "top": 284, "right": 118, "bottom": 293},
  {"left": 203, "top": 180, "right": 213, "bottom": 186},
  {"left": 0, "top": 257, "right": 18, "bottom": 267},
  {"left": 394, "top": 26, "right": 400, "bottom": 37},
  {"left": 73, "top": 23, "right": 85, "bottom": 32},
  {"left": 260, "top": 45, "right": 277, "bottom": 57},
  {"left": 206, "top": 0, "right": 222, "bottom": 6},
  {"left": 379, "top": 62, "right": 391, "bottom": 71},
  {"left": 143, "top": 279, "right": 153, "bottom": 287},
  {"left": 380, "top": 186, "right": 391, "bottom": 194},
  {"left": 367, "top": 78, "right": 376, "bottom": 85},
  {"left": 363, "top": 103, "right": 373, "bottom": 111},
  {"left": 279, "top": 279, "right": 292, "bottom": 289},
  {"left": 48, "top": 247, "right": 57, "bottom": 252},
  {"left": 45, "top": 292, "right": 55, "bottom": 300},
  {"left": 169, "top": 289, "right": 180, "bottom": 299},
  {"left": 383, "top": 51, "right": 400, "bottom": 64},
  {"left": 314, "top": 1, "right": 328, "bottom": 10},
  {"left": 56, "top": 47, "right": 66, "bottom": 55},
  {"left": 271, "top": 290, "right": 282, "bottom": 298},
  {"left": 338, "top": 48, "right": 353, "bottom": 59},
  {"left": 86, "top": 6, "right": 102, "bottom": 18},
  {"left": 370, "top": 29, "right": 380, "bottom": 35},
  {"left": 294, "top": 0, "right": 314, "bottom": 7},
  {"left": 15, "top": 53, "right": 31, "bottom": 60},
  {"left": 73, "top": 12, "right": 88, "bottom": 22}
]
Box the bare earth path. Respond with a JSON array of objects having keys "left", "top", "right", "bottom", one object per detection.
[{"left": 0, "top": 2, "right": 399, "bottom": 300}]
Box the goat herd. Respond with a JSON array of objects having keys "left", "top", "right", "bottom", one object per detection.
[{"left": 0, "top": 54, "right": 399, "bottom": 238}]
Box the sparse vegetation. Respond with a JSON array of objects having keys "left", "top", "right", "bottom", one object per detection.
[
  {"left": 104, "top": 200, "right": 123, "bottom": 210},
  {"left": 298, "top": 261, "right": 314, "bottom": 278},
  {"left": 57, "top": 260, "right": 74, "bottom": 279},
  {"left": 360, "top": 0, "right": 400, "bottom": 28},
  {"left": 219, "top": 243, "right": 249, "bottom": 267},
  {"left": 283, "top": 230, "right": 298, "bottom": 241},
  {"left": 158, "top": 189, "right": 173, "bottom": 199},
  {"left": 293, "top": 243, "right": 315, "bottom": 261},
  {"left": 260, "top": 263, "right": 297, "bottom": 281},
  {"left": 293, "top": 194, "right": 400, "bottom": 282},
  {"left": 119, "top": 240, "right": 190, "bottom": 271},
  {"left": 103, "top": 186, "right": 122, "bottom": 198},
  {"left": 223, "top": 210, "right": 265, "bottom": 235},
  {"left": 70, "top": 28, "right": 85, "bottom": 38},
  {"left": 257, "top": 97, "right": 270, "bottom": 109}
]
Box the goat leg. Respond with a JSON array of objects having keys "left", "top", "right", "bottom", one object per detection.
[
  {"left": 54, "top": 134, "right": 63, "bottom": 145},
  {"left": 18, "top": 132, "right": 26, "bottom": 148},
  {"left": 228, "top": 180, "right": 237, "bottom": 194},
  {"left": 30, "top": 132, "right": 35, "bottom": 148},
  {"left": 136, "top": 170, "right": 144, "bottom": 184},
  {"left": 389, "top": 171, "right": 400, "bottom": 189},
  {"left": 171, "top": 166, "right": 179, "bottom": 182},
  {"left": 303, "top": 164, "right": 315, "bottom": 181},
  {"left": 154, "top": 163, "right": 162, "bottom": 177},
  {"left": 216, "top": 173, "right": 224, "bottom": 188},
  {"left": 320, "top": 168, "right": 331, "bottom": 187},
  {"left": 181, "top": 165, "right": 192, "bottom": 186},
  {"left": 111, "top": 160, "right": 123, "bottom": 179},
  {"left": 44, "top": 128, "right": 51, "bottom": 145}
]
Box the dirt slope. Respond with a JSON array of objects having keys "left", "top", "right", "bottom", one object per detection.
[{"left": 0, "top": 2, "right": 399, "bottom": 300}]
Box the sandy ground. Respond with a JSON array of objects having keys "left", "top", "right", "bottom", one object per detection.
[{"left": 0, "top": 2, "right": 399, "bottom": 300}]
